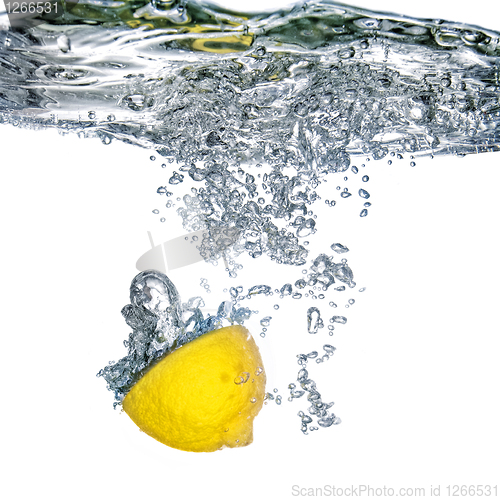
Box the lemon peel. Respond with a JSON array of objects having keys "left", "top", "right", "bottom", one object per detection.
[{"left": 123, "top": 324, "right": 266, "bottom": 452}]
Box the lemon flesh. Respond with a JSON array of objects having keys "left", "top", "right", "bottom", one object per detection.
[{"left": 123, "top": 325, "right": 266, "bottom": 452}]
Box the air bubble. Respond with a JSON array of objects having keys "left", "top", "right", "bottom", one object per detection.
[
  {"left": 307, "top": 307, "right": 322, "bottom": 334},
  {"left": 339, "top": 47, "right": 355, "bottom": 59},
  {"left": 234, "top": 372, "right": 250, "bottom": 384},
  {"left": 330, "top": 243, "right": 349, "bottom": 254},
  {"left": 331, "top": 316, "right": 347, "bottom": 324},
  {"left": 260, "top": 316, "right": 272, "bottom": 327},
  {"left": 323, "top": 344, "right": 336, "bottom": 355}
]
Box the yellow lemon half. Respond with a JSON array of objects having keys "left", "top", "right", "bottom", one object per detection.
[{"left": 123, "top": 325, "right": 266, "bottom": 452}]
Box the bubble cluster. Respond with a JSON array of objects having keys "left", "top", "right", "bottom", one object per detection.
[{"left": 292, "top": 345, "right": 341, "bottom": 434}]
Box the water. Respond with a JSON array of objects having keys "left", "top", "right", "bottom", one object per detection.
[
  {"left": 2, "top": 0, "right": 499, "bottom": 435},
  {"left": 97, "top": 269, "right": 262, "bottom": 404}
]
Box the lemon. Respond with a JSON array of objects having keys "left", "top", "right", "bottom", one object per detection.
[{"left": 123, "top": 325, "right": 266, "bottom": 452}]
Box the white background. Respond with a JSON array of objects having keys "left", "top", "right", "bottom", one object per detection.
[{"left": 1, "top": 1, "right": 499, "bottom": 499}]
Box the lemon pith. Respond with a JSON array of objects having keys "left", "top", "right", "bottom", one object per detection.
[{"left": 122, "top": 325, "right": 266, "bottom": 452}]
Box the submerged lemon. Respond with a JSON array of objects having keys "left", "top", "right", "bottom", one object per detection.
[{"left": 123, "top": 325, "right": 266, "bottom": 452}]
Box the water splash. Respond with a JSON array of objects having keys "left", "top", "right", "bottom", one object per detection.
[{"left": 97, "top": 269, "right": 256, "bottom": 405}]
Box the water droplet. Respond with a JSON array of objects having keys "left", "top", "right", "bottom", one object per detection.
[
  {"left": 297, "top": 368, "right": 308, "bottom": 382},
  {"left": 441, "top": 77, "right": 451, "bottom": 87},
  {"left": 248, "top": 284, "right": 271, "bottom": 296},
  {"left": 250, "top": 397, "right": 257, "bottom": 403},
  {"left": 169, "top": 172, "right": 184, "bottom": 185},
  {"left": 234, "top": 372, "right": 250, "bottom": 385},
  {"left": 318, "top": 416, "right": 336, "bottom": 427},
  {"left": 339, "top": 47, "right": 355, "bottom": 59},
  {"left": 331, "top": 316, "right": 347, "bottom": 324},
  {"left": 330, "top": 243, "right": 349, "bottom": 254},
  {"left": 126, "top": 94, "right": 147, "bottom": 111},
  {"left": 359, "top": 189, "right": 370, "bottom": 199},
  {"left": 260, "top": 316, "right": 272, "bottom": 327},
  {"left": 294, "top": 102, "right": 309, "bottom": 117},
  {"left": 295, "top": 278, "right": 307, "bottom": 289},
  {"left": 307, "top": 307, "right": 322, "bottom": 334},
  {"left": 323, "top": 344, "right": 336, "bottom": 355},
  {"left": 360, "top": 209, "right": 368, "bottom": 217},
  {"left": 255, "top": 367, "right": 264, "bottom": 376}
]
